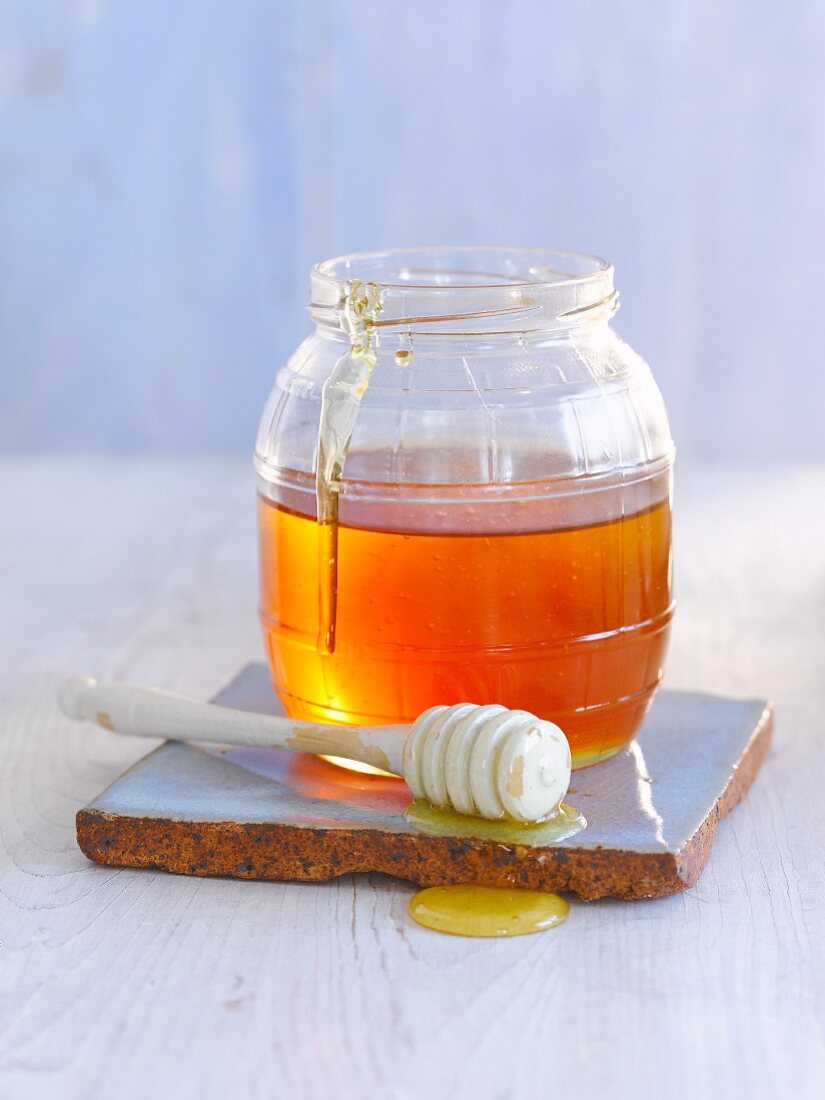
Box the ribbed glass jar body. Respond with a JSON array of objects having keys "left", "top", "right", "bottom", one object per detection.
[{"left": 255, "top": 248, "right": 674, "bottom": 766}]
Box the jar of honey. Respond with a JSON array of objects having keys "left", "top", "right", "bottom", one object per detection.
[{"left": 255, "top": 247, "right": 674, "bottom": 767}]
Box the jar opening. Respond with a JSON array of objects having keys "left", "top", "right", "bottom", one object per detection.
[{"left": 309, "top": 246, "right": 617, "bottom": 337}]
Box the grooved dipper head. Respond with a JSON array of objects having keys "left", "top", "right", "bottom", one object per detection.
[{"left": 402, "top": 703, "right": 572, "bottom": 823}]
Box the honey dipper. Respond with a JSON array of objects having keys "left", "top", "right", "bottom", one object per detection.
[{"left": 59, "top": 677, "right": 572, "bottom": 823}]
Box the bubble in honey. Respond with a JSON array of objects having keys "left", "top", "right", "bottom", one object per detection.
[
  {"left": 404, "top": 799, "right": 586, "bottom": 846},
  {"left": 409, "top": 885, "right": 569, "bottom": 938}
]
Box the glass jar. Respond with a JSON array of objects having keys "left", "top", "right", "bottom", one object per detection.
[{"left": 255, "top": 247, "right": 674, "bottom": 767}]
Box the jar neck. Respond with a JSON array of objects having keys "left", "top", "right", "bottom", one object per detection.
[{"left": 308, "top": 246, "right": 618, "bottom": 345}]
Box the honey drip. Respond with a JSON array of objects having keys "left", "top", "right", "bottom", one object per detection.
[
  {"left": 404, "top": 799, "right": 586, "bottom": 845},
  {"left": 315, "top": 280, "right": 382, "bottom": 654},
  {"left": 409, "top": 885, "right": 569, "bottom": 937}
]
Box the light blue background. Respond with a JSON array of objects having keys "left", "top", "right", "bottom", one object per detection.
[{"left": 1, "top": 1, "right": 823, "bottom": 458}]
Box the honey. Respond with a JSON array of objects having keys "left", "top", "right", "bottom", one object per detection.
[
  {"left": 258, "top": 470, "right": 672, "bottom": 766},
  {"left": 404, "top": 799, "right": 586, "bottom": 845},
  {"left": 408, "top": 885, "right": 569, "bottom": 937}
]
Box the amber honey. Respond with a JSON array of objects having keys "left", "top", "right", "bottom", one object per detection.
[{"left": 258, "top": 466, "right": 672, "bottom": 767}]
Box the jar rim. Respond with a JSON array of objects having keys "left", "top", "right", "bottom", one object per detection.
[
  {"left": 313, "top": 245, "right": 611, "bottom": 291},
  {"left": 308, "top": 246, "right": 617, "bottom": 336}
]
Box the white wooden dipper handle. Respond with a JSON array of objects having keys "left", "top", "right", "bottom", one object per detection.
[{"left": 59, "top": 677, "right": 572, "bottom": 823}]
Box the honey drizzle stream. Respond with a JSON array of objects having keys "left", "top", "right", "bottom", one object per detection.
[{"left": 315, "top": 280, "right": 382, "bottom": 653}]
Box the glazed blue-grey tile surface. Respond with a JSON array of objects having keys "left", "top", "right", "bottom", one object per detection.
[{"left": 85, "top": 664, "right": 770, "bottom": 855}]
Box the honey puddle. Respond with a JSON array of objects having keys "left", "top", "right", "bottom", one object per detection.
[
  {"left": 409, "top": 885, "right": 569, "bottom": 938},
  {"left": 404, "top": 799, "right": 586, "bottom": 846}
]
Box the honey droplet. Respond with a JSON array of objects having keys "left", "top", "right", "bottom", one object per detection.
[
  {"left": 409, "top": 885, "right": 569, "bottom": 938},
  {"left": 394, "top": 348, "right": 412, "bottom": 367}
]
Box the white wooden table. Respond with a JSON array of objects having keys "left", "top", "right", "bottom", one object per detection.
[{"left": 2, "top": 458, "right": 823, "bottom": 1099}]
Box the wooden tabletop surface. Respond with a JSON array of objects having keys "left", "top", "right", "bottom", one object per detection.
[{"left": 1, "top": 458, "right": 822, "bottom": 1099}]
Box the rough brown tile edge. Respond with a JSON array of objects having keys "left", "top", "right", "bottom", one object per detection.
[
  {"left": 76, "top": 704, "right": 773, "bottom": 903},
  {"left": 76, "top": 810, "right": 683, "bottom": 901},
  {"left": 675, "top": 703, "right": 773, "bottom": 888}
]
